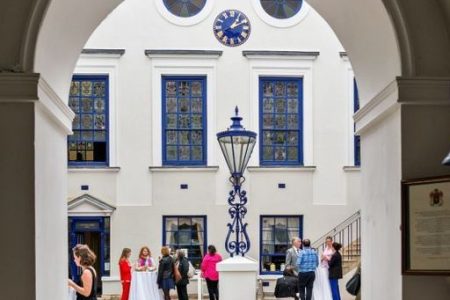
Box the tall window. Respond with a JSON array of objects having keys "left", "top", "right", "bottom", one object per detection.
[
  {"left": 163, "top": 216, "right": 207, "bottom": 268},
  {"left": 68, "top": 75, "right": 109, "bottom": 166},
  {"left": 260, "top": 215, "right": 303, "bottom": 274},
  {"left": 354, "top": 79, "right": 360, "bottom": 166},
  {"left": 260, "top": 77, "right": 303, "bottom": 166},
  {"left": 162, "top": 76, "right": 207, "bottom": 166}
]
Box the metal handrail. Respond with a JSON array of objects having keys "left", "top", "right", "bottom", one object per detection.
[{"left": 312, "top": 210, "right": 361, "bottom": 262}]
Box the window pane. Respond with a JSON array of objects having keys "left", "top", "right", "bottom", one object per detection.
[
  {"left": 81, "top": 81, "right": 92, "bottom": 96},
  {"left": 166, "top": 98, "right": 177, "bottom": 113},
  {"left": 179, "top": 146, "right": 190, "bottom": 160},
  {"left": 192, "top": 218, "right": 204, "bottom": 231},
  {"left": 191, "top": 98, "right": 202, "bottom": 113},
  {"left": 166, "top": 146, "right": 177, "bottom": 160},
  {"left": 70, "top": 82, "right": 80, "bottom": 96},
  {"left": 191, "top": 81, "right": 202, "bottom": 96}
]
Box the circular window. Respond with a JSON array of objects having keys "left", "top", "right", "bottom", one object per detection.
[
  {"left": 260, "top": 0, "right": 303, "bottom": 19},
  {"left": 251, "top": 0, "right": 309, "bottom": 28},
  {"left": 163, "top": 0, "right": 207, "bottom": 18}
]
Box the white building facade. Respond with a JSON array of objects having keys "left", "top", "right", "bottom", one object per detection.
[{"left": 67, "top": 0, "right": 362, "bottom": 295}]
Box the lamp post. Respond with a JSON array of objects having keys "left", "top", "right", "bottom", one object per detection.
[{"left": 217, "top": 107, "right": 257, "bottom": 257}]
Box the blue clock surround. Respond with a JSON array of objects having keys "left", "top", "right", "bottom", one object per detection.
[{"left": 213, "top": 10, "right": 251, "bottom": 47}]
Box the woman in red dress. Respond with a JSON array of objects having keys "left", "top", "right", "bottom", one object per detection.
[{"left": 119, "top": 248, "right": 132, "bottom": 300}]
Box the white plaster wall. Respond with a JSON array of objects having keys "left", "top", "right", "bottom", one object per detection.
[{"left": 35, "top": 104, "right": 69, "bottom": 300}]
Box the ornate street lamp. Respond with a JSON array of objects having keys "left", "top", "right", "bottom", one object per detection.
[{"left": 217, "top": 107, "right": 257, "bottom": 257}]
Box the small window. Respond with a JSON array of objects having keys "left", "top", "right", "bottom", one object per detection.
[
  {"left": 354, "top": 79, "right": 361, "bottom": 166},
  {"left": 162, "top": 76, "right": 207, "bottom": 166},
  {"left": 68, "top": 75, "right": 109, "bottom": 166},
  {"left": 260, "top": 215, "right": 303, "bottom": 274},
  {"left": 260, "top": 0, "right": 303, "bottom": 19},
  {"left": 163, "top": 0, "right": 207, "bottom": 18},
  {"left": 163, "top": 216, "right": 207, "bottom": 269},
  {"left": 260, "top": 77, "right": 303, "bottom": 166}
]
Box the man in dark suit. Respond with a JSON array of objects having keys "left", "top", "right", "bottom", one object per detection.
[
  {"left": 285, "top": 237, "right": 302, "bottom": 275},
  {"left": 274, "top": 266, "right": 299, "bottom": 299}
]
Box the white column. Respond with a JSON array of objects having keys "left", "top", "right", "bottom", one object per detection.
[
  {"left": 0, "top": 73, "right": 74, "bottom": 300},
  {"left": 217, "top": 256, "right": 258, "bottom": 300},
  {"left": 355, "top": 80, "right": 402, "bottom": 300},
  {"left": 0, "top": 73, "right": 39, "bottom": 300}
]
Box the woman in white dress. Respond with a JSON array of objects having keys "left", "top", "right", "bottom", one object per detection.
[{"left": 312, "top": 236, "right": 333, "bottom": 300}]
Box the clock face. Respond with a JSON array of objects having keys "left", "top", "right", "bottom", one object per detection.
[{"left": 213, "top": 10, "right": 251, "bottom": 47}]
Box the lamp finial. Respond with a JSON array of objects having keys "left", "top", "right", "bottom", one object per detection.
[{"left": 235, "top": 106, "right": 239, "bottom": 116}]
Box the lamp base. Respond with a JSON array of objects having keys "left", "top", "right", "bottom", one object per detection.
[{"left": 216, "top": 256, "right": 258, "bottom": 300}]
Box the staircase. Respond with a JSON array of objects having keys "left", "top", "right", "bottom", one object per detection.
[{"left": 312, "top": 210, "right": 361, "bottom": 275}]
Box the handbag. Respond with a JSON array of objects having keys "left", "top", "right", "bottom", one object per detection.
[
  {"left": 173, "top": 262, "right": 182, "bottom": 283},
  {"left": 187, "top": 261, "right": 195, "bottom": 278},
  {"left": 346, "top": 270, "right": 361, "bottom": 296}
]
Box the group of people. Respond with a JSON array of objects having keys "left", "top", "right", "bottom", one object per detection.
[
  {"left": 69, "top": 243, "right": 222, "bottom": 300},
  {"left": 275, "top": 236, "right": 343, "bottom": 300},
  {"left": 118, "top": 244, "right": 222, "bottom": 300}
]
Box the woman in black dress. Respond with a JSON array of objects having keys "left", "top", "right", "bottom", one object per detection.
[
  {"left": 328, "top": 242, "right": 343, "bottom": 300},
  {"left": 175, "top": 250, "right": 190, "bottom": 300},
  {"left": 68, "top": 244, "right": 97, "bottom": 300},
  {"left": 158, "top": 246, "right": 175, "bottom": 300}
]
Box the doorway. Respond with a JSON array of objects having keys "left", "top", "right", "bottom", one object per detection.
[{"left": 69, "top": 217, "right": 110, "bottom": 295}]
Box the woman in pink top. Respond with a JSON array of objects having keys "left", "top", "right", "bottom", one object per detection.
[{"left": 201, "top": 245, "right": 222, "bottom": 300}]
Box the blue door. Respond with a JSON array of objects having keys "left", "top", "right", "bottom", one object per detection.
[{"left": 68, "top": 217, "right": 110, "bottom": 295}]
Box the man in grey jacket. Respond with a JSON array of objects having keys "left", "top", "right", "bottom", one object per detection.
[{"left": 285, "top": 237, "right": 302, "bottom": 275}]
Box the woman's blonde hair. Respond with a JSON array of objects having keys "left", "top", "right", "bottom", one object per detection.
[{"left": 72, "top": 244, "right": 96, "bottom": 267}]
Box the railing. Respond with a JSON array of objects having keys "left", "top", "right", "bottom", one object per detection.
[{"left": 312, "top": 210, "right": 361, "bottom": 262}]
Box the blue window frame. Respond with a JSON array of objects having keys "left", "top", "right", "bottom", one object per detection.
[
  {"left": 163, "top": 0, "right": 207, "bottom": 18},
  {"left": 260, "top": 215, "right": 303, "bottom": 274},
  {"left": 68, "top": 217, "right": 110, "bottom": 294},
  {"left": 162, "top": 76, "right": 207, "bottom": 166},
  {"left": 163, "top": 216, "right": 207, "bottom": 269},
  {"left": 259, "top": 77, "right": 303, "bottom": 166},
  {"left": 354, "top": 79, "right": 361, "bottom": 166},
  {"left": 68, "top": 75, "right": 109, "bottom": 166}
]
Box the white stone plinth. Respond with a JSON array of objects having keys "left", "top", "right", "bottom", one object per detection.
[{"left": 217, "top": 256, "right": 258, "bottom": 300}]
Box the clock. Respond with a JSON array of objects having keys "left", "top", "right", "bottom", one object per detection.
[{"left": 213, "top": 10, "right": 251, "bottom": 47}]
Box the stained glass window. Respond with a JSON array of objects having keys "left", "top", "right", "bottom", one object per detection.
[
  {"left": 162, "top": 76, "right": 206, "bottom": 166},
  {"left": 354, "top": 79, "right": 361, "bottom": 166},
  {"left": 260, "top": 77, "right": 303, "bottom": 165},
  {"left": 163, "top": 0, "right": 207, "bottom": 18},
  {"left": 163, "top": 216, "right": 207, "bottom": 269},
  {"left": 260, "top": 0, "right": 303, "bottom": 19},
  {"left": 68, "top": 75, "right": 108, "bottom": 166},
  {"left": 260, "top": 215, "right": 303, "bottom": 274}
]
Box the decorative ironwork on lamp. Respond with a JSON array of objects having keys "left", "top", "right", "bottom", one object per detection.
[{"left": 217, "top": 107, "right": 257, "bottom": 256}]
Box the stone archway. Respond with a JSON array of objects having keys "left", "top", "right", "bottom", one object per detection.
[{"left": 1, "top": 1, "right": 449, "bottom": 300}]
